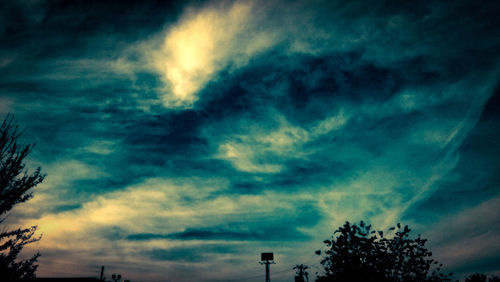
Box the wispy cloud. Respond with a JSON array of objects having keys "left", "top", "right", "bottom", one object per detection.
[{"left": 2, "top": 0, "right": 500, "bottom": 281}]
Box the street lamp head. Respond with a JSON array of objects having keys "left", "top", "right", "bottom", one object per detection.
[{"left": 261, "top": 252, "right": 274, "bottom": 261}]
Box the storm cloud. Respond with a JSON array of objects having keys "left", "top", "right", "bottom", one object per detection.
[{"left": 1, "top": 0, "right": 499, "bottom": 281}]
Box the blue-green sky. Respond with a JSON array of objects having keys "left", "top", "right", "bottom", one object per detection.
[{"left": 1, "top": 0, "right": 499, "bottom": 281}]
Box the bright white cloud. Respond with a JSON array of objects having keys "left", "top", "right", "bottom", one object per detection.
[
  {"left": 6, "top": 160, "right": 107, "bottom": 222},
  {"left": 214, "top": 111, "right": 348, "bottom": 173},
  {"left": 18, "top": 177, "right": 340, "bottom": 280},
  {"left": 217, "top": 142, "right": 283, "bottom": 173},
  {"left": 311, "top": 109, "right": 348, "bottom": 135},
  {"left": 151, "top": 1, "right": 276, "bottom": 108},
  {"left": 18, "top": 171, "right": 414, "bottom": 281},
  {"left": 81, "top": 140, "right": 115, "bottom": 155}
]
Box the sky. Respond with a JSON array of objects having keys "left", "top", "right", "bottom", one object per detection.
[{"left": 1, "top": 0, "right": 499, "bottom": 281}]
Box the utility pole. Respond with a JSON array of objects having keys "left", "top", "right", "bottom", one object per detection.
[
  {"left": 99, "top": 266, "right": 105, "bottom": 281},
  {"left": 293, "top": 264, "right": 309, "bottom": 282},
  {"left": 260, "top": 252, "right": 275, "bottom": 282},
  {"left": 112, "top": 273, "right": 122, "bottom": 282}
]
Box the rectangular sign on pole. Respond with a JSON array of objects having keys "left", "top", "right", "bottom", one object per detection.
[{"left": 261, "top": 252, "right": 274, "bottom": 261}]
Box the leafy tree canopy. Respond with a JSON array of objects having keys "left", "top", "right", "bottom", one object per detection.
[
  {"left": 315, "top": 221, "right": 453, "bottom": 282},
  {"left": 465, "top": 273, "right": 500, "bottom": 282}
]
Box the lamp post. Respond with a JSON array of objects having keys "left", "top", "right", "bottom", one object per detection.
[{"left": 260, "top": 252, "right": 275, "bottom": 282}]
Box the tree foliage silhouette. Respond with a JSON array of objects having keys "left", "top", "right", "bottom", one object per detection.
[
  {"left": 315, "top": 221, "right": 452, "bottom": 282},
  {"left": 0, "top": 115, "right": 45, "bottom": 280},
  {"left": 465, "top": 273, "right": 500, "bottom": 282}
]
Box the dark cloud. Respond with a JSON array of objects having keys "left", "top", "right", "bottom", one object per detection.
[
  {"left": 148, "top": 244, "right": 239, "bottom": 262},
  {"left": 0, "top": 0, "right": 184, "bottom": 49},
  {"left": 128, "top": 225, "right": 308, "bottom": 242},
  {"left": 128, "top": 202, "right": 320, "bottom": 242},
  {"left": 2, "top": 0, "right": 500, "bottom": 280}
]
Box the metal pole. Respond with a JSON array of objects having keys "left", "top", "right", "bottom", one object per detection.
[
  {"left": 265, "top": 262, "right": 270, "bottom": 282},
  {"left": 260, "top": 252, "right": 274, "bottom": 282}
]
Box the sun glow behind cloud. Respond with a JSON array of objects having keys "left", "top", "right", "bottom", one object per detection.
[{"left": 152, "top": 1, "right": 275, "bottom": 108}]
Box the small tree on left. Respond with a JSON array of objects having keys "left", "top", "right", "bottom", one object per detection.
[{"left": 0, "top": 115, "right": 45, "bottom": 279}]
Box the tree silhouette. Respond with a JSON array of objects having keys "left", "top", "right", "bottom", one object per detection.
[
  {"left": 315, "top": 221, "right": 453, "bottom": 282},
  {"left": 465, "top": 273, "right": 500, "bottom": 282},
  {"left": 0, "top": 115, "right": 45, "bottom": 280}
]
